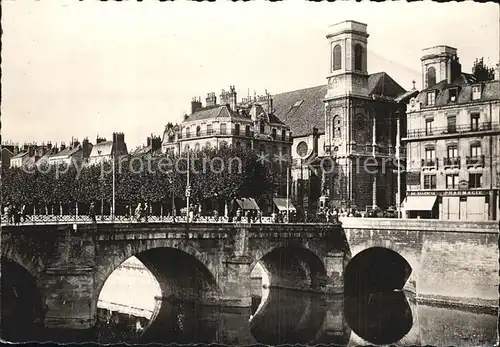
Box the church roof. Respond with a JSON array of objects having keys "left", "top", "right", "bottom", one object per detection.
[
  {"left": 272, "top": 85, "right": 327, "bottom": 138},
  {"left": 367, "top": 72, "right": 406, "bottom": 98},
  {"left": 271, "top": 72, "right": 406, "bottom": 137}
]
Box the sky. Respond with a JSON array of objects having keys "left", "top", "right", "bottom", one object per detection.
[{"left": 2, "top": 1, "right": 499, "bottom": 149}]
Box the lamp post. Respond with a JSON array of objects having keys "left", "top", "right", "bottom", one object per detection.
[
  {"left": 186, "top": 150, "right": 190, "bottom": 223},
  {"left": 286, "top": 165, "right": 290, "bottom": 223}
]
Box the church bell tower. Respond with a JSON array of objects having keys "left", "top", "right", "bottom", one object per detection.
[{"left": 325, "top": 20, "right": 369, "bottom": 99}]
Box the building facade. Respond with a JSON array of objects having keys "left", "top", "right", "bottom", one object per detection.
[
  {"left": 402, "top": 46, "right": 500, "bottom": 221},
  {"left": 273, "top": 20, "right": 409, "bottom": 213},
  {"left": 161, "top": 86, "right": 292, "bottom": 158},
  {"left": 88, "top": 133, "right": 128, "bottom": 166}
]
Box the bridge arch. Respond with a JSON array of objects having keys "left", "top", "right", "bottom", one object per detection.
[
  {"left": 1, "top": 257, "right": 45, "bottom": 342},
  {"left": 250, "top": 245, "right": 328, "bottom": 292},
  {"left": 344, "top": 246, "right": 412, "bottom": 295}
]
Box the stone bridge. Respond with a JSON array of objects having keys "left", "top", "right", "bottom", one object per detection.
[{"left": 1, "top": 219, "right": 497, "bottom": 341}]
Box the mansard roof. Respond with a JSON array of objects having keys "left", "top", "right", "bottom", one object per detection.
[
  {"left": 183, "top": 105, "right": 251, "bottom": 123},
  {"left": 415, "top": 73, "right": 499, "bottom": 108}
]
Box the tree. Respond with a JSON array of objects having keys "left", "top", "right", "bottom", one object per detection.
[{"left": 472, "top": 58, "right": 495, "bottom": 82}]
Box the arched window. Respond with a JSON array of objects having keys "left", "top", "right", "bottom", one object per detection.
[
  {"left": 354, "top": 44, "right": 363, "bottom": 71},
  {"left": 332, "top": 115, "right": 342, "bottom": 138},
  {"left": 260, "top": 121, "right": 265, "bottom": 134},
  {"left": 332, "top": 44, "right": 342, "bottom": 71},
  {"left": 427, "top": 67, "right": 436, "bottom": 88},
  {"left": 196, "top": 126, "right": 201, "bottom": 137}
]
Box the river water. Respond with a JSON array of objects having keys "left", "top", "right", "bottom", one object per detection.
[{"left": 94, "top": 265, "right": 498, "bottom": 346}]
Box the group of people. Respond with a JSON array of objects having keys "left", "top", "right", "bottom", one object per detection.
[{"left": 3, "top": 204, "right": 27, "bottom": 225}]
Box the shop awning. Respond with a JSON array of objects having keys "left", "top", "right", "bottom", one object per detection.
[
  {"left": 403, "top": 196, "right": 437, "bottom": 211},
  {"left": 236, "top": 198, "right": 260, "bottom": 210},
  {"left": 273, "top": 198, "right": 296, "bottom": 212}
]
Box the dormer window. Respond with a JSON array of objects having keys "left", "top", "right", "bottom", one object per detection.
[
  {"left": 472, "top": 85, "right": 481, "bottom": 100},
  {"left": 449, "top": 88, "right": 458, "bottom": 102},
  {"left": 427, "top": 91, "right": 436, "bottom": 106}
]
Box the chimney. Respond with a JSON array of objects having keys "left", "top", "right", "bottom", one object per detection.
[
  {"left": 147, "top": 136, "right": 152, "bottom": 147},
  {"left": 206, "top": 92, "right": 217, "bottom": 107},
  {"left": 450, "top": 55, "right": 462, "bottom": 83},
  {"left": 266, "top": 90, "right": 273, "bottom": 114},
  {"left": 60, "top": 142, "right": 66, "bottom": 151},
  {"left": 220, "top": 89, "right": 228, "bottom": 106},
  {"left": 151, "top": 136, "right": 162, "bottom": 152},
  {"left": 183, "top": 114, "right": 189, "bottom": 121},
  {"left": 191, "top": 97, "right": 202, "bottom": 114},
  {"left": 82, "top": 138, "right": 92, "bottom": 159},
  {"left": 228, "top": 86, "right": 237, "bottom": 111},
  {"left": 47, "top": 142, "right": 52, "bottom": 150},
  {"left": 96, "top": 136, "right": 106, "bottom": 144}
]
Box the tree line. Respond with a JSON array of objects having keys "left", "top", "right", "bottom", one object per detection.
[{"left": 2, "top": 146, "right": 287, "bottom": 215}]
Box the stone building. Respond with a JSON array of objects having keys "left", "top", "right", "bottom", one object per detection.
[
  {"left": 88, "top": 133, "right": 128, "bottom": 166},
  {"left": 402, "top": 46, "right": 500, "bottom": 221},
  {"left": 273, "top": 20, "right": 410, "bottom": 213},
  {"left": 161, "top": 86, "right": 292, "bottom": 158}
]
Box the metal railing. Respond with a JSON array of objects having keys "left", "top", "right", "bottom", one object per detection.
[
  {"left": 406, "top": 122, "right": 499, "bottom": 139},
  {"left": 443, "top": 157, "right": 461, "bottom": 169},
  {"left": 167, "top": 129, "right": 292, "bottom": 142},
  {"left": 466, "top": 155, "right": 485, "bottom": 168},
  {"left": 421, "top": 158, "right": 438, "bottom": 169}
]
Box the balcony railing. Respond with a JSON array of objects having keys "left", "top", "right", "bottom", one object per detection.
[
  {"left": 406, "top": 122, "right": 498, "bottom": 139},
  {"left": 421, "top": 158, "right": 438, "bottom": 169},
  {"left": 325, "top": 143, "right": 404, "bottom": 158},
  {"left": 466, "top": 155, "right": 485, "bottom": 168},
  {"left": 443, "top": 156, "right": 461, "bottom": 169}
]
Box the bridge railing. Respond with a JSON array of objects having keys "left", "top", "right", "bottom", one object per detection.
[{"left": 0, "top": 214, "right": 283, "bottom": 226}]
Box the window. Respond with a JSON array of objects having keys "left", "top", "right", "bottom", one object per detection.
[
  {"left": 332, "top": 44, "right": 342, "bottom": 71},
  {"left": 168, "top": 135, "right": 175, "bottom": 143},
  {"left": 235, "top": 141, "right": 241, "bottom": 148},
  {"left": 424, "top": 147, "right": 436, "bottom": 167},
  {"left": 282, "top": 129, "right": 286, "bottom": 141},
  {"left": 425, "top": 118, "right": 434, "bottom": 135},
  {"left": 296, "top": 141, "right": 308, "bottom": 157},
  {"left": 333, "top": 115, "right": 341, "bottom": 138},
  {"left": 447, "top": 116, "right": 457, "bottom": 133},
  {"left": 260, "top": 121, "right": 265, "bottom": 134},
  {"left": 196, "top": 126, "right": 201, "bottom": 137},
  {"left": 220, "top": 123, "right": 227, "bottom": 135},
  {"left": 472, "top": 85, "right": 481, "bottom": 100},
  {"left": 469, "top": 173, "right": 482, "bottom": 188},
  {"left": 447, "top": 145, "right": 458, "bottom": 158},
  {"left": 446, "top": 174, "right": 458, "bottom": 188},
  {"left": 427, "top": 91, "right": 436, "bottom": 106},
  {"left": 245, "top": 125, "right": 251, "bottom": 137},
  {"left": 185, "top": 127, "right": 191, "bottom": 138},
  {"left": 272, "top": 129, "right": 277, "bottom": 140},
  {"left": 207, "top": 124, "right": 213, "bottom": 135},
  {"left": 427, "top": 67, "right": 436, "bottom": 88},
  {"left": 470, "top": 113, "right": 480, "bottom": 131},
  {"left": 234, "top": 124, "right": 240, "bottom": 136},
  {"left": 470, "top": 142, "right": 481, "bottom": 157},
  {"left": 354, "top": 44, "right": 363, "bottom": 71},
  {"left": 184, "top": 144, "right": 190, "bottom": 151},
  {"left": 449, "top": 88, "right": 458, "bottom": 102},
  {"left": 424, "top": 174, "right": 437, "bottom": 189}
]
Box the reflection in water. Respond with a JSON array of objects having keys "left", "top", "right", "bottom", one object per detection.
[
  {"left": 92, "top": 287, "right": 496, "bottom": 346},
  {"left": 344, "top": 291, "right": 413, "bottom": 345}
]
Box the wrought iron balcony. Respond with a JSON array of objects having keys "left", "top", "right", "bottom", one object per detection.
[
  {"left": 466, "top": 155, "right": 485, "bottom": 168},
  {"left": 421, "top": 158, "right": 438, "bottom": 169},
  {"left": 405, "top": 122, "right": 498, "bottom": 139},
  {"left": 443, "top": 156, "right": 461, "bottom": 169}
]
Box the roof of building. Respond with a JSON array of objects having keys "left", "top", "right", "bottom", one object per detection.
[
  {"left": 183, "top": 105, "right": 251, "bottom": 123},
  {"left": 1, "top": 147, "right": 14, "bottom": 155},
  {"left": 50, "top": 145, "right": 81, "bottom": 159},
  {"left": 415, "top": 74, "right": 499, "bottom": 107},
  {"left": 89, "top": 141, "right": 113, "bottom": 157},
  {"left": 11, "top": 151, "right": 29, "bottom": 159},
  {"left": 271, "top": 72, "right": 406, "bottom": 137},
  {"left": 272, "top": 85, "right": 327, "bottom": 137},
  {"left": 367, "top": 72, "right": 406, "bottom": 98}
]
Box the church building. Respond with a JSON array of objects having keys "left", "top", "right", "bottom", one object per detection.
[{"left": 273, "top": 20, "right": 411, "bottom": 213}]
